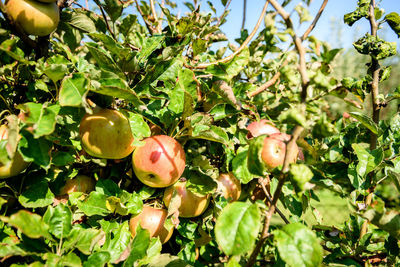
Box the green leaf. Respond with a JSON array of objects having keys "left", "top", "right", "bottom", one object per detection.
[
  {"left": 349, "top": 112, "right": 380, "bottom": 135},
  {"left": 63, "top": 227, "right": 105, "bottom": 255},
  {"left": 84, "top": 252, "right": 111, "bottom": 267},
  {"left": 102, "top": 221, "right": 131, "bottom": 262},
  {"left": 59, "top": 73, "right": 89, "bottom": 107},
  {"left": 279, "top": 106, "right": 307, "bottom": 127},
  {"left": 289, "top": 164, "right": 313, "bottom": 193},
  {"left": 138, "top": 36, "right": 165, "bottom": 63},
  {"left": 186, "top": 170, "right": 218, "bottom": 195},
  {"left": 247, "top": 135, "right": 267, "bottom": 176},
  {"left": 142, "top": 253, "right": 192, "bottom": 267},
  {"left": 77, "top": 192, "right": 111, "bottom": 216},
  {"left": 103, "top": 0, "right": 123, "bottom": 22},
  {"left": 18, "top": 180, "right": 54, "bottom": 208},
  {"left": 215, "top": 202, "right": 261, "bottom": 256},
  {"left": 385, "top": 12, "right": 400, "bottom": 38},
  {"left": 274, "top": 223, "right": 323, "bottom": 267},
  {"left": 19, "top": 132, "right": 51, "bottom": 168},
  {"left": 353, "top": 34, "right": 397, "bottom": 60},
  {"left": 343, "top": 0, "right": 369, "bottom": 26},
  {"left": 364, "top": 209, "right": 400, "bottom": 239},
  {"left": 63, "top": 10, "right": 96, "bottom": 33},
  {"left": 0, "top": 210, "right": 52, "bottom": 240},
  {"left": 43, "top": 55, "right": 69, "bottom": 83},
  {"left": 232, "top": 147, "right": 254, "bottom": 184},
  {"left": 352, "top": 143, "right": 383, "bottom": 177},
  {"left": 86, "top": 43, "right": 122, "bottom": 76},
  {"left": 127, "top": 113, "right": 151, "bottom": 141},
  {"left": 18, "top": 103, "right": 60, "bottom": 138},
  {"left": 123, "top": 227, "right": 151, "bottom": 266},
  {"left": 205, "top": 48, "right": 249, "bottom": 80},
  {"left": 48, "top": 204, "right": 73, "bottom": 239}
]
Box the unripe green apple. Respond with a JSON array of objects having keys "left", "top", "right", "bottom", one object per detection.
[
  {"left": 79, "top": 109, "right": 135, "bottom": 159},
  {"left": 129, "top": 206, "right": 173, "bottom": 244},
  {"left": 163, "top": 180, "right": 209, "bottom": 218},
  {"left": 132, "top": 135, "right": 186, "bottom": 188},
  {"left": 5, "top": 0, "right": 60, "bottom": 37},
  {"left": 0, "top": 125, "right": 29, "bottom": 179}
]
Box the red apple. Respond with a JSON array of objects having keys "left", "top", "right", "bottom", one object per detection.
[
  {"left": 261, "top": 133, "right": 298, "bottom": 170},
  {"left": 163, "top": 180, "right": 209, "bottom": 218},
  {"left": 5, "top": 0, "right": 60, "bottom": 36},
  {"left": 246, "top": 119, "right": 280, "bottom": 139},
  {"left": 0, "top": 125, "right": 29, "bottom": 179},
  {"left": 79, "top": 109, "right": 135, "bottom": 159},
  {"left": 59, "top": 175, "right": 96, "bottom": 195},
  {"left": 132, "top": 135, "right": 186, "bottom": 188},
  {"left": 217, "top": 173, "right": 241, "bottom": 202},
  {"left": 129, "top": 206, "right": 173, "bottom": 244}
]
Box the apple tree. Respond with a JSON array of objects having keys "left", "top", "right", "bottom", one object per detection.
[{"left": 0, "top": 0, "right": 399, "bottom": 266}]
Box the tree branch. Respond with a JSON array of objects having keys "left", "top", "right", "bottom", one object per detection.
[
  {"left": 149, "top": 0, "right": 161, "bottom": 34},
  {"left": 301, "top": 0, "right": 329, "bottom": 41},
  {"left": 241, "top": 0, "right": 247, "bottom": 30},
  {"left": 193, "top": 1, "right": 269, "bottom": 69},
  {"left": 134, "top": 0, "right": 156, "bottom": 34},
  {"left": 360, "top": 0, "right": 380, "bottom": 239},
  {"left": 96, "top": 2, "right": 117, "bottom": 40},
  {"left": 216, "top": 0, "right": 232, "bottom": 27},
  {"left": 259, "top": 178, "right": 290, "bottom": 224}
]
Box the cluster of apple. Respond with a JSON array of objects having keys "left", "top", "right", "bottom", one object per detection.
[{"left": 5, "top": 0, "right": 60, "bottom": 36}]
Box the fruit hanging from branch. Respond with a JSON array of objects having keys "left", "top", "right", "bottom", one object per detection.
[
  {"left": 129, "top": 206, "right": 174, "bottom": 244},
  {"left": 246, "top": 119, "right": 280, "bottom": 139},
  {"left": 261, "top": 133, "right": 298, "bottom": 170},
  {"left": 0, "top": 125, "right": 29, "bottom": 179},
  {"left": 163, "top": 179, "right": 210, "bottom": 218},
  {"left": 59, "top": 175, "right": 96, "bottom": 195},
  {"left": 79, "top": 109, "right": 135, "bottom": 159},
  {"left": 5, "top": 0, "right": 60, "bottom": 37},
  {"left": 132, "top": 135, "right": 186, "bottom": 188},
  {"left": 216, "top": 173, "right": 241, "bottom": 202}
]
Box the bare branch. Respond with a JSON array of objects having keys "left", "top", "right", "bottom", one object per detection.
[
  {"left": 96, "top": 2, "right": 117, "bottom": 40},
  {"left": 134, "top": 0, "right": 156, "bottom": 34},
  {"left": 193, "top": 1, "right": 269, "bottom": 69},
  {"left": 149, "top": 0, "right": 161, "bottom": 34},
  {"left": 241, "top": 0, "right": 247, "bottom": 30},
  {"left": 259, "top": 178, "right": 290, "bottom": 224},
  {"left": 247, "top": 67, "right": 282, "bottom": 98},
  {"left": 216, "top": 0, "right": 232, "bottom": 27},
  {"left": 301, "top": 0, "right": 329, "bottom": 41}
]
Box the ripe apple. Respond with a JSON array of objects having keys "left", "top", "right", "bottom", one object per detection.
[
  {"left": 129, "top": 206, "right": 173, "bottom": 244},
  {"left": 163, "top": 180, "right": 209, "bottom": 218},
  {"left": 0, "top": 125, "right": 29, "bottom": 179},
  {"left": 217, "top": 173, "right": 241, "bottom": 202},
  {"left": 59, "top": 175, "right": 95, "bottom": 195},
  {"left": 79, "top": 109, "right": 135, "bottom": 159},
  {"left": 261, "top": 133, "right": 298, "bottom": 170},
  {"left": 246, "top": 119, "right": 280, "bottom": 139},
  {"left": 132, "top": 135, "right": 186, "bottom": 188},
  {"left": 5, "top": 0, "right": 60, "bottom": 37}
]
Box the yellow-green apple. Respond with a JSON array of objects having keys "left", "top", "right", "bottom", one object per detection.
[
  {"left": 246, "top": 119, "right": 280, "bottom": 139},
  {"left": 217, "top": 173, "right": 241, "bottom": 202},
  {"left": 163, "top": 179, "right": 209, "bottom": 218},
  {"left": 5, "top": 0, "right": 60, "bottom": 36},
  {"left": 0, "top": 125, "right": 29, "bottom": 179},
  {"left": 132, "top": 135, "right": 186, "bottom": 188},
  {"left": 261, "top": 133, "right": 298, "bottom": 170},
  {"left": 129, "top": 206, "right": 173, "bottom": 244},
  {"left": 59, "top": 175, "right": 96, "bottom": 195},
  {"left": 79, "top": 109, "right": 135, "bottom": 159}
]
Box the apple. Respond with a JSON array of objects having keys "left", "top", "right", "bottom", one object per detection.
[
  {"left": 129, "top": 206, "right": 173, "bottom": 244},
  {"left": 59, "top": 175, "right": 95, "bottom": 195},
  {"left": 0, "top": 125, "right": 29, "bottom": 179},
  {"left": 79, "top": 109, "right": 135, "bottom": 159},
  {"left": 246, "top": 119, "right": 280, "bottom": 139},
  {"left": 36, "top": 0, "right": 58, "bottom": 2},
  {"left": 132, "top": 135, "right": 186, "bottom": 188},
  {"left": 217, "top": 173, "right": 241, "bottom": 202},
  {"left": 5, "top": 0, "right": 60, "bottom": 37},
  {"left": 261, "top": 133, "right": 298, "bottom": 170},
  {"left": 163, "top": 180, "right": 209, "bottom": 218}
]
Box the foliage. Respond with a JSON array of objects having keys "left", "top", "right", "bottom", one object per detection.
[{"left": 0, "top": 0, "right": 399, "bottom": 266}]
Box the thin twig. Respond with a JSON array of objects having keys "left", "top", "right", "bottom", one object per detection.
[
  {"left": 247, "top": 70, "right": 281, "bottom": 98},
  {"left": 149, "top": 0, "right": 160, "bottom": 34},
  {"left": 134, "top": 0, "right": 156, "bottom": 34},
  {"left": 360, "top": 0, "right": 380, "bottom": 240},
  {"left": 301, "top": 0, "right": 329, "bottom": 41},
  {"left": 241, "top": 0, "right": 247, "bottom": 30},
  {"left": 193, "top": 1, "right": 269, "bottom": 69},
  {"left": 97, "top": 3, "right": 117, "bottom": 39},
  {"left": 158, "top": 0, "right": 165, "bottom": 32},
  {"left": 216, "top": 0, "right": 232, "bottom": 27},
  {"left": 259, "top": 178, "right": 290, "bottom": 224}
]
